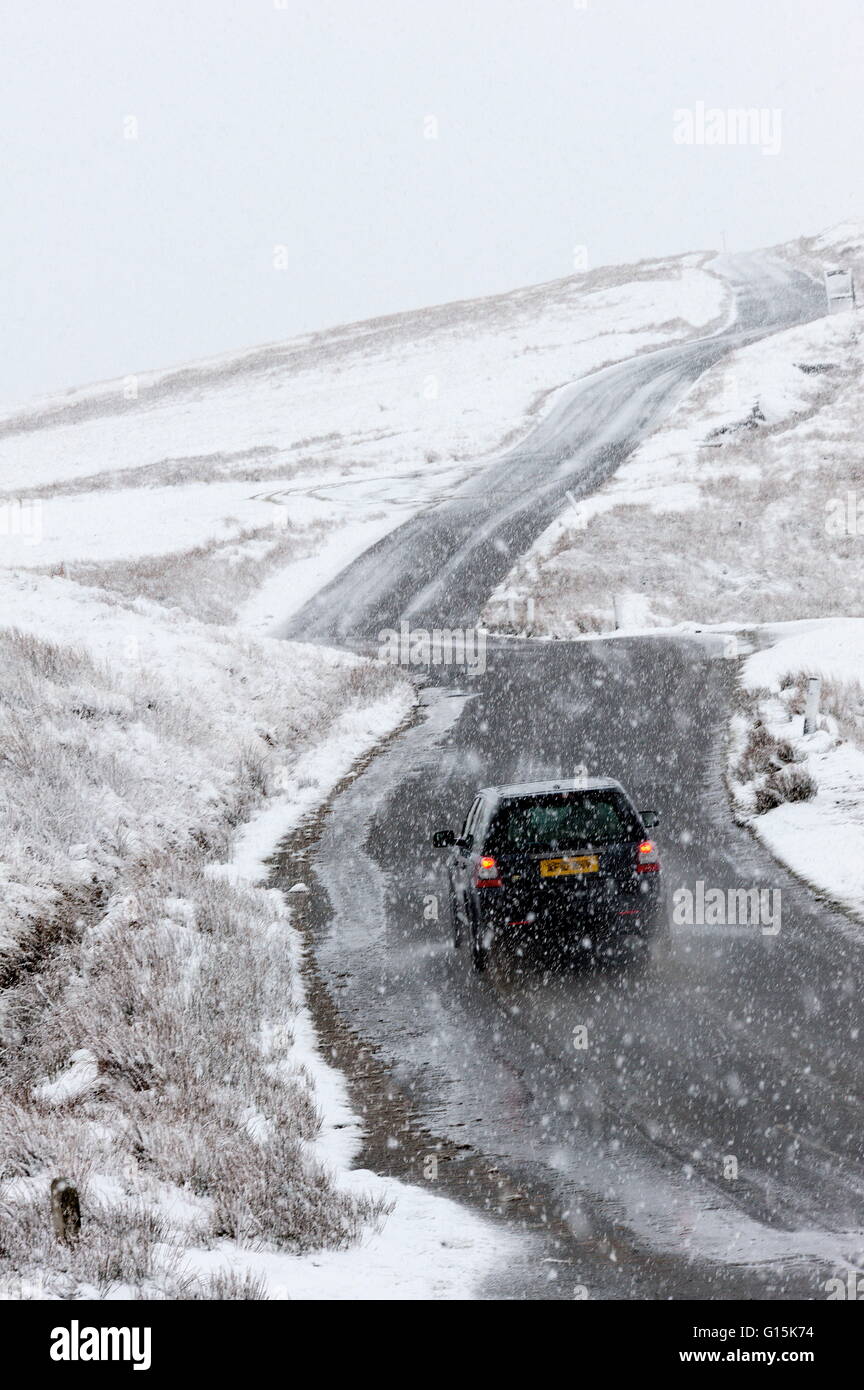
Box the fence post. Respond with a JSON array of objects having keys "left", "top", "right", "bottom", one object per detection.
[
  {"left": 51, "top": 1178, "right": 81, "bottom": 1247},
  {"left": 803, "top": 676, "right": 821, "bottom": 736},
  {"left": 613, "top": 596, "right": 626, "bottom": 630}
]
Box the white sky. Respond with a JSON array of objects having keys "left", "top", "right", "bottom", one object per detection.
[{"left": 3, "top": 0, "right": 862, "bottom": 407}]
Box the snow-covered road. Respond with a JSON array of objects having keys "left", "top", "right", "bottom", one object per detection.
[
  {"left": 279, "top": 253, "right": 823, "bottom": 646},
  {"left": 273, "top": 253, "right": 864, "bottom": 1298}
]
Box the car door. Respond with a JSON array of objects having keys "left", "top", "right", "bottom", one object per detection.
[{"left": 452, "top": 796, "right": 482, "bottom": 905}]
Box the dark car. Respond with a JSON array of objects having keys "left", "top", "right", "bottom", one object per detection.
[{"left": 432, "top": 777, "right": 663, "bottom": 971}]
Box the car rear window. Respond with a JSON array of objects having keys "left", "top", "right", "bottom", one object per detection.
[{"left": 484, "top": 792, "right": 638, "bottom": 853}]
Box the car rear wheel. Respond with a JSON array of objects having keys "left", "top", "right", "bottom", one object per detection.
[
  {"left": 450, "top": 887, "right": 463, "bottom": 948},
  {"left": 470, "top": 910, "right": 491, "bottom": 973}
]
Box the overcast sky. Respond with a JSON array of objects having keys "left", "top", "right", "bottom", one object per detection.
[{"left": 3, "top": 0, "right": 862, "bottom": 407}]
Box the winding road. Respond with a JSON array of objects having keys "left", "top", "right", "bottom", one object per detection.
[{"left": 277, "top": 255, "right": 864, "bottom": 1299}]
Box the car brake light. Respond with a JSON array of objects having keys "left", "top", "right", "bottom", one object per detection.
[
  {"left": 636, "top": 839, "right": 660, "bottom": 873},
  {"left": 475, "top": 855, "right": 502, "bottom": 887}
]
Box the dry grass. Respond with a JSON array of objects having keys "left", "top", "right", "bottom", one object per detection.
[
  {"left": 504, "top": 454, "right": 864, "bottom": 633},
  {"left": 769, "top": 669, "right": 864, "bottom": 752},
  {"left": 0, "top": 446, "right": 291, "bottom": 500},
  {"left": 733, "top": 716, "right": 816, "bottom": 815},
  {"left": 0, "top": 861, "right": 387, "bottom": 1297},
  {"left": 0, "top": 623, "right": 402, "bottom": 1296},
  {"left": 485, "top": 333, "right": 864, "bottom": 636},
  {"left": 815, "top": 674, "right": 864, "bottom": 750},
  {"left": 728, "top": 669, "right": 842, "bottom": 818},
  {"left": 44, "top": 518, "right": 339, "bottom": 625}
]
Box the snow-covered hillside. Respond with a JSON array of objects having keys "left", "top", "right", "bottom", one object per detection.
[
  {"left": 483, "top": 224, "right": 863, "bottom": 637},
  {"left": 0, "top": 254, "right": 727, "bottom": 631},
  {"left": 0, "top": 227, "right": 857, "bottom": 1299},
  {"left": 728, "top": 619, "right": 864, "bottom": 933},
  {"left": 772, "top": 221, "right": 864, "bottom": 289},
  {"left": 0, "top": 250, "right": 729, "bottom": 1299}
]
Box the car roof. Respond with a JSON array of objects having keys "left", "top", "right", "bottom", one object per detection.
[{"left": 476, "top": 777, "right": 625, "bottom": 799}]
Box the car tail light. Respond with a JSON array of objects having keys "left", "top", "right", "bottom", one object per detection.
[
  {"left": 636, "top": 839, "right": 660, "bottom": 873},
  {"left": 475, "top": 855, "right": 502, "bottom": 888}
]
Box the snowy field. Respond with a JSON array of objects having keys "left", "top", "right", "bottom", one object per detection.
[
  {"left": 0, "top": 572, "right": 523, "bottom": 1298},
  {"left": 483, "top": 223, "right": 864, "bottom": 637},
  {"left": 0, "top": 252, "right": 726, "bottom": 1298},
  {"left": 2, "top": 226, "right": 862, "bottom": 1298},
  {"left": 0, "top": 254, "right": 727, "bottom": 634},
  {"left": 728, "top": 618, "right": 864, "bottom": 932}
]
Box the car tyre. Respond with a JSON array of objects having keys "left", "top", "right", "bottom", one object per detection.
[
  {"left": 450, "top": 886, "right": 463, "bottom": 948},
  {"left": 470, "top": 910, "right": 491, "bottom": 973}
]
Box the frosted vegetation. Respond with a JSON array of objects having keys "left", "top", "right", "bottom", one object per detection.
[
  {"left": 0, "top": 614, "right": 404, "bottom": 1296},
  {"left": 1, "top": 229, "right": 857, "bottom": 1293},
  {"left": 484, "top": 227, "right": 864, "bottom": 637}
]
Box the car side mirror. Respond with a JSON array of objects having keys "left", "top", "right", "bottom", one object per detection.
[
  {"left": 432, "top": 829, "right": 456, "bottom": 848},
  {"left": 640, "top": 811, "right": 660, "bottom": 829}
]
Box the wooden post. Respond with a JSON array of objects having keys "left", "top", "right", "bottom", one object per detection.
[{"left": 51, "top": 1178, "right": 81, "bottom": 1246}]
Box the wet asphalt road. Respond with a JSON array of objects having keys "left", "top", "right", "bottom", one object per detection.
[{"left": 276, "top": 256, "right": 864, "bottom": 1298}]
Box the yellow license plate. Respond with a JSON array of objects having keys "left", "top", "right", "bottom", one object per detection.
[{"left": 539, "top": 856, "right": 599, "bottom": 877}]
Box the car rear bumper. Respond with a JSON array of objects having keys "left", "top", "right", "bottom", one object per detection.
[{"left": 476, "top": 880, "right": 662, "bottom": 943}]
